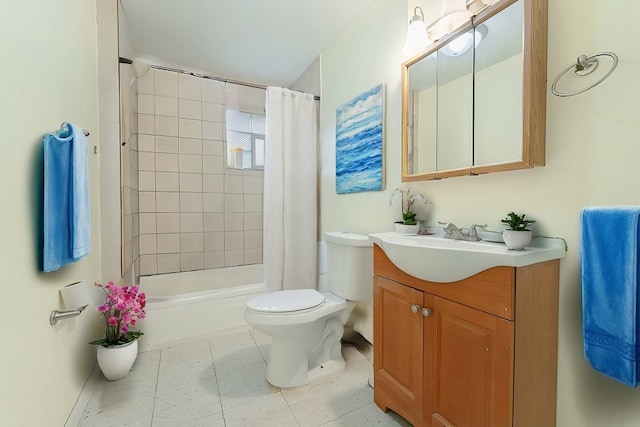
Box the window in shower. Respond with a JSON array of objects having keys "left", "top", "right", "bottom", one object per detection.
[{"left": 226, "top": 110, "right": 265, "bottom": 170}]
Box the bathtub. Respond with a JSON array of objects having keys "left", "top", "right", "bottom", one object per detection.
[{"left": 138, "top": 264, "right": 264, "bottom": 351}]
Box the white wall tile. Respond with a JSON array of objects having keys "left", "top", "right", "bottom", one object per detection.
[
  {"left": 181, "top": 252, "right": 204, "bottom": 271},
  {"left": 140, "top": 234, "right": 157, "bottom": 255},
  {"left": 155, "top": 95, "right": 178, "bottom": 117},
  {"left": 138, "top": 151, "right": 155, "bottom": 171},
  {"left": 179, "top": 154, "right": 203, "bottom": 173},
  {"left": 137, "top": 69, "right": 155, "bottom": 94},
  {"left": 180, "top": 192, "right": 203, "bottom": 213},
  {"left": 224, "top": 231, "right": 244, "bottom": 250},
  {"left": 179, "top": 74, "right": 202, "bottom": 101},
  {"left": 224, "top": 250, "right": 244, "bottom": 267},
  {"left": 203, "top": 140, "right": 224, "bottom": 156},
  {"left": 155, "top": 70, "right": 178, "bottom": 98},
  {"left": 139, "top": 171, "right": 156, "bottom": 191},
  {"left": 156, "top": 192, "right": 180, "bottom": 212},
  {"left": 244, "top": 194, "right": 262, "bottom": 213},
  {"left": 139, "top": 192, "right": 156, "bottom": 212},
  {"left": 244, "top": 231, "right": 263, "bottom": 249},
  {"left": 139, "top": 213, "right": 157, "bottom": 234},
  {"left": 157, "top": 233, "right": 180, "bottom": 253},
  {"left": 202, "top": 102, "right": 224, "bottom": 122},
  {"left": 244, "top": 175, "right": 263, "bottom": 194},
  {"left": 157, "top": 254, "right": 181, "bottom": 274},
  {"left": 180, "top": 213, "right": 203, "bottom": 233},
  {"left": 203, "top": 174, "right": 224, "bottom": 193},
  {"left": 156, "top": 153, "right": 179, "bottom": 172},
  {"left": 204, "top": 251, "right": 225, "bottom": 269},
  {"left": 138, "top": 113, "right": 155, "bottom": 134},
  {"left": 139, "top": 254, "right": 158, "bottom": 275},
  {"left": 156, "top": 136, "right": 179, "bottom": 153},
  {"left": 224, "top": 213, "right": 243, "bottom": 231},
  {"left": 203, "top": 121, "right": 223, "bottom": 140},
  {"left": 203, "top": 193, "right": 224, "bottom": 213},
  {"left": 181, "top": 233, "right": 204, "bottom": 253},
  {"left": 179, "top": 138, "right": 203, "bottom": 155},
  {"left": 155, "top": 116, "right": 179, "bottom": 137},
  {"left": 157, "top": 212, "right": 180, "bottom": 233},
  {"left": 180, "top": 173, "right": 202, "bottom": 192},
  {"left": 203, "top": 155, "right": 224, "bottom": 174},
  {"left": 138, "top": 134, "right": 155, "bottom": 152},
  {"left": 138, "top": 94, "right": 154, "bottom": 114},
  {"left": 179, "top": 99, "right": 202, "bottom": 120},
  {"left": 204, "top": 232, "right": 224, "bottom": 252},
  {"left": 244, "top": 248, "right": 263, "bottom": 265},
  {"left": 224, "top": 194, "right": 243, "bottom": 213},
  {"left": 224, "top": 175, "right": 244, "bottom": 194},
  {"left": 243, "top": 213, "right": 263, "bottom": 231},
  {"left": 156, "top": 172, "right": 179, "bottom": 192},
  {"left": 204, "top": 213, "right": 224, "bottom": 232},
  {"left": 179, "top": 118, "right": 202, "bottom": 139}
]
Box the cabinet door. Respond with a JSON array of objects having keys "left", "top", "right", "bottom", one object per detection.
[
  {"left": 428, "top": 296, "right": 514, "bottom": 427},
  {"left": 374, "top": 276, "right": 424, "bottom": 426}
]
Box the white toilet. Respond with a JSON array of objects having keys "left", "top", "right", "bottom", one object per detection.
[{"left": 244, "top": 231, "right": 373, "bottom": 388}]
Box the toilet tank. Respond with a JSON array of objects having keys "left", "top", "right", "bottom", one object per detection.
[{"left": 324, "top": 232, "right": 373, "bottom": 301}]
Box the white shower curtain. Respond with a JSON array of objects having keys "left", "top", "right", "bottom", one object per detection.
[{"left": 264, "top": 87, "right": 318, "bottom": 292}]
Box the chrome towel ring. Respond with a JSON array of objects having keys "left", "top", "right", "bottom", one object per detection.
[{"left": 551, "top": 51, "right": 618, "bottom": 97}]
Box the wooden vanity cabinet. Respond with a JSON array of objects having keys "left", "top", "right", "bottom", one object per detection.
[{"left": 373, "top": 244, "right": 559, "bottom": 427}]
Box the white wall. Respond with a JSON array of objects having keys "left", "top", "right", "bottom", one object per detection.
[
  {"left": 320, "top": 0, "right": 640, "bottom": 425},
  {"left": 0, "top": 1, "right": 103, "bottom": 425}
]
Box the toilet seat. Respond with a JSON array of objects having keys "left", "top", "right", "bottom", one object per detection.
[{"left": 247, "top": 289, "right": 326, "bottom": 314}]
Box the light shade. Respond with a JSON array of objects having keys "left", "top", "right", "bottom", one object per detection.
[
  {"left": 402, "top": 7, "right": 432, "bottom": 58},
  {"left": 440, "top": 25, "right": 488, "bottom": 57},
  {"left": 430, "top": 0, "right": 471, "bottom": 41}
]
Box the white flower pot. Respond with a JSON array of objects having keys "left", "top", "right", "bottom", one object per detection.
[
  {"left": 96, "top": 339, "right": 138, "bottom": 380},
  {"left": 394, "top": 223, "right": 420, "bottom": 235},
  {"left": 502, "top": 230, "right": 532, "bottom": 250}
]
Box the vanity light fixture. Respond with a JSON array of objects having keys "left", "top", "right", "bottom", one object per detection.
[
  {"left": 402, "top": 6, "right": 432, "bottom": 58},
  {"left": 402, "top": 0, "right": 491, "bottom": 58},
  {"left": 440, "top": 24, "right": 488, "bottom": 57}
]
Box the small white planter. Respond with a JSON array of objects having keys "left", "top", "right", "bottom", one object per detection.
[
  {"left": 502, "top": 230, "right": 532, "bottom": 250},
  {"left": 394, "top": 223, "right": 420, "bottom": 235},
  {"left": 96, "top": 339, "right": 138, "bottom": 380}
]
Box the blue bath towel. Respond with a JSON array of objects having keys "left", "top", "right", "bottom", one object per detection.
[
  {"left": 43, "top": 123, "right": 91, "bottom": 272},
  {"left": 581, "top": 206, "right": 640, "bottom": 387}
]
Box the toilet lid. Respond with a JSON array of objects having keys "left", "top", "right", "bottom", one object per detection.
[{"left": 247, "top": 289, "right": 326, "bottom": 313}]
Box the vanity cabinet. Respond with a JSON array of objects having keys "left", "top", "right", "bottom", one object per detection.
[{"left": 373, "top": 244, "right": 559, "bottom": 427}]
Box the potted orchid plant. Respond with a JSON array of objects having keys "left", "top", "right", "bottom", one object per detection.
[
  {"left": 389, "top": 188, "right": 432, "bottom": 234},
  {"left": 89, "top": 282, "right": 146, "bottom": 380}
]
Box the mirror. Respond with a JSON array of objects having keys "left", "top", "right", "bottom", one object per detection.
[{"left": 402, "top": 0, "right": 547, "bottom": 181}]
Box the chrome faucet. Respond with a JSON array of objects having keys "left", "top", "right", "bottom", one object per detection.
[{"left": 438, "top": 222, "right": 487, "bottom": 242}]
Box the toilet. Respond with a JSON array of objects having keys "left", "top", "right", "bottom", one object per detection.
[{"left": 244, "top": 231, "right": 373, "bottom": 388}]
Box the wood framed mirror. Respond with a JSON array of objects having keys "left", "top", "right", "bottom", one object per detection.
[{"left": 402, "top": 0, "right": 547, "bottom": 181}]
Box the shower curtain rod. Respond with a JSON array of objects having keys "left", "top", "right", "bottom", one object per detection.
[{"left": 119, "top": 57, "right": 320, "bottom": 101}]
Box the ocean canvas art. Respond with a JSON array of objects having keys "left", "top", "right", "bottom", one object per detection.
[{"left": 335, "top": 84, "right": 384, "bottom": 194}]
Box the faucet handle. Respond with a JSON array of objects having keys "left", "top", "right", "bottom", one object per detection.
[{"left": 468, "top": 224, "right": 488, "bottom": 237}]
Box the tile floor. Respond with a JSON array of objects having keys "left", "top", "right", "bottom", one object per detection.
[{"left": 77, "top": 328, "right": 411, "bottom": 426}]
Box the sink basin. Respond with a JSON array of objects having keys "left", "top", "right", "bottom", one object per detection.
[{"left": 368, "top": 232, "right": 566, "bottom": 283}]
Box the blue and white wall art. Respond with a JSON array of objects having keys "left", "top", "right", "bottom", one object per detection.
[{"left": 335, "top": 83, "right": 384, "bottom": 194}]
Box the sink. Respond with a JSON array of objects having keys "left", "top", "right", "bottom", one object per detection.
[{"left": 368, "top": 232, "right": 566, "bottom": 283}]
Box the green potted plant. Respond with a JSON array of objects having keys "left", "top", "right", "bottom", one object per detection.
[
  {"left": 500, "top": 212, "right": 536, "bottom": 250},
  {"left": 390, "top": 188, "right": 431, "bottom": 235}
]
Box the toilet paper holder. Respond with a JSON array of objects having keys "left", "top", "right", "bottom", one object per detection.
[{"left": 49, "top": 280, "right": 93, "bottom": 326}]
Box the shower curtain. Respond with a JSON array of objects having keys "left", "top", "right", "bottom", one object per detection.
[{"left": 264, "top": 87, "right": 317, "bottom": 292}]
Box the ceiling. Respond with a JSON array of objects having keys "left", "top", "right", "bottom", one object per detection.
[{"left": 119, "top": 0, "right": 374, "bottom": 88}]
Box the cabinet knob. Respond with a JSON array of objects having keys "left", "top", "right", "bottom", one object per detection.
[
  {"left": 422, "top": 307, "right": 432, "bottom": 317},
  {"left": 411, "top": 304, "right": 420, "bottom": 313}
]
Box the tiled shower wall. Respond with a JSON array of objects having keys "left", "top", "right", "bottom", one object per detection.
[{"left": 134, "top": 68, "right": 264, "bottom": 276}]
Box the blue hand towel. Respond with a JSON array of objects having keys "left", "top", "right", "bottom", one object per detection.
[
  {"left": 581, "top": 206, "right": 640, "bottom": 386},
  {"left": 43, "top": 123, "right": 91, "bottom": 272}
]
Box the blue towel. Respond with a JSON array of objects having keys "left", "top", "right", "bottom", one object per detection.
[
  {"left": 581, "top": 206, "right": 640, "bottom": 386},
  {"left": 43, "top": 123, "right": 91, "bottom": 272}
]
